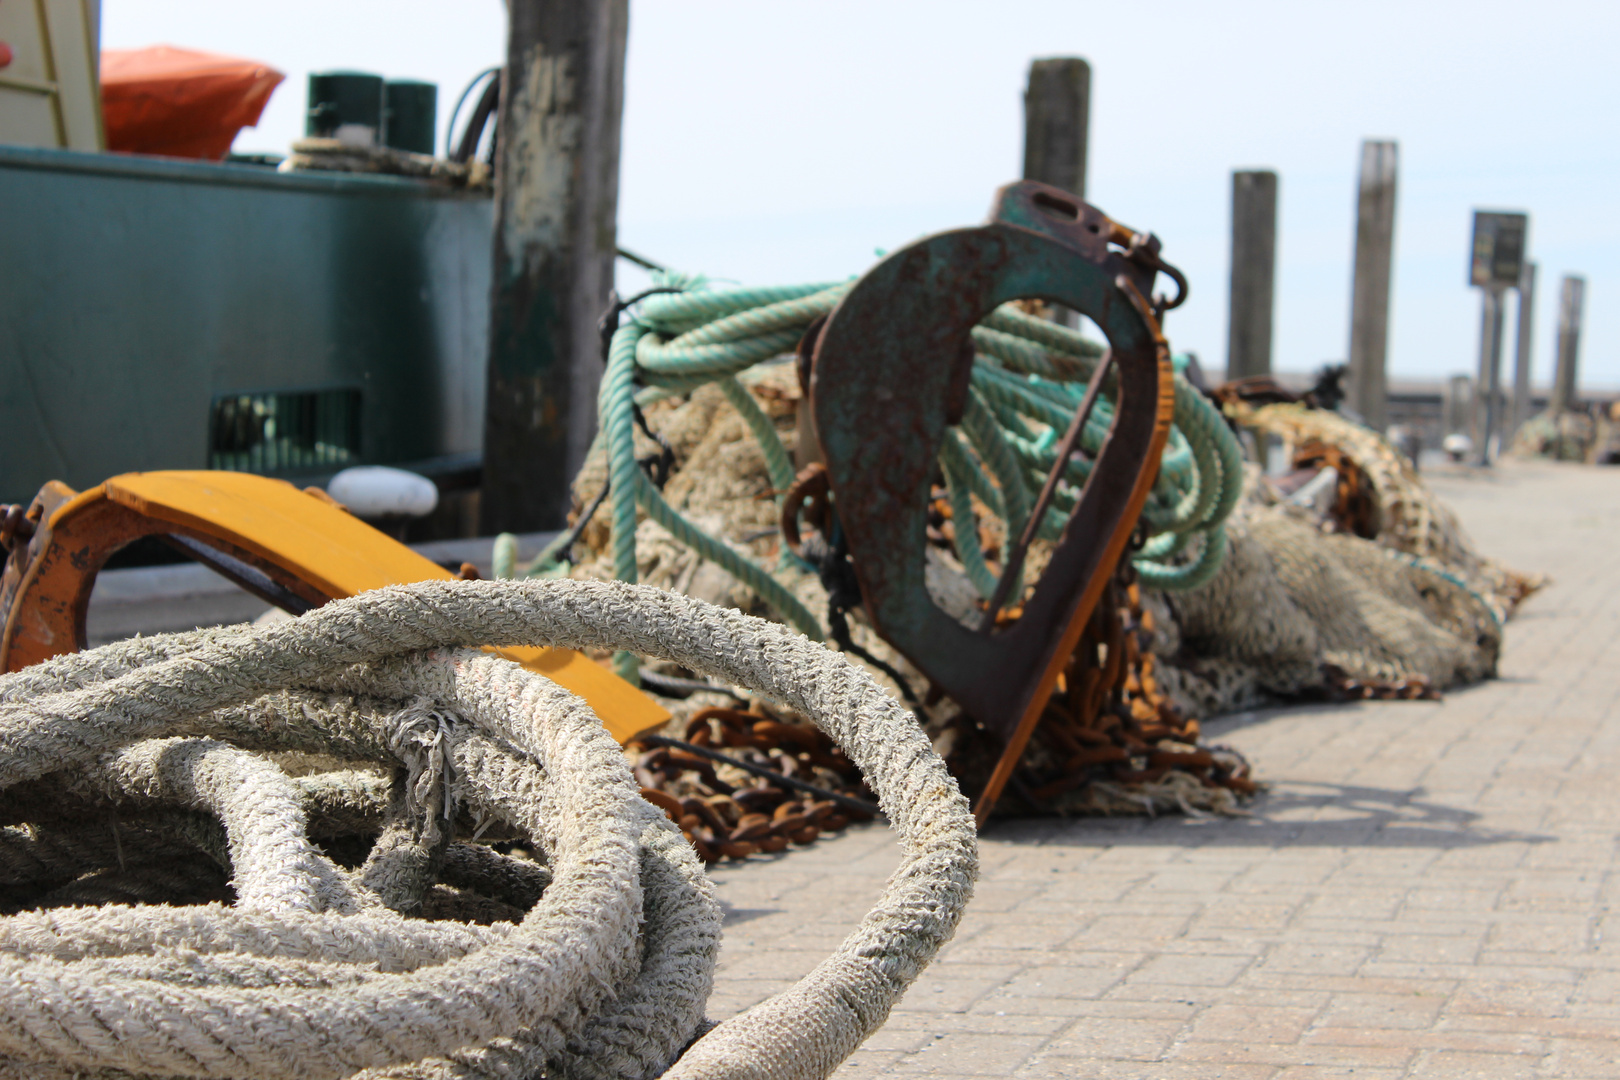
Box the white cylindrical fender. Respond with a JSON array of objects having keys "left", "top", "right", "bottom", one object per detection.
[{"left": 327, "top": 466, "right": 439, "bottom": 518}]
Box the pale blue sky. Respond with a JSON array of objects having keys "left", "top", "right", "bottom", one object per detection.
[{"left": 104, "top": 1, "right": 1619, "bottom": 388}]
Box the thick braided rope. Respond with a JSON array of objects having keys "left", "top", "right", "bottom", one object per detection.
[
  {"left": 0, "top": 626, "right": 716, "bottom": 1080},
  {"left": 0, "top": 649, "right": 660, "bottom": 1078},
  {"left": 0, "top": 579, "right": 977, "bottom": 1080},
  {"left": 67, "top": 736, "right": 366, "bottom": 914}
]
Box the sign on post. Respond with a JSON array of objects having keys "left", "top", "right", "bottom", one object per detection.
[{"left": 1469, "top": 211, "right": 1528, "bottom": 289}]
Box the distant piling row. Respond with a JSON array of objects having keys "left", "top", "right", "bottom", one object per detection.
[{"left": 483, "top": 16, "right": 1591, "bottom": 527}]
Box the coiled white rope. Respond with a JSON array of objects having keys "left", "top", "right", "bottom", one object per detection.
[{"left": 0, "top": 579, "right": 978, "bottom": 1080}]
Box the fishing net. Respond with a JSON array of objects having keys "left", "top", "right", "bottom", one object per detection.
[
  {"left": 551, "top": 376, "right": 1541, "bottom": 820},
  {"left": 1512, "top": 403, "right": 1620, "bottom": 464},
  {"left": 1166, "top": 400, "right": 1545, "bottom": 716}
]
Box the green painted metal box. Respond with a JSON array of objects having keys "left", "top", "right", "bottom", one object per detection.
[{"left": 0, "top": 145, "right": 492, "bottom": 503}]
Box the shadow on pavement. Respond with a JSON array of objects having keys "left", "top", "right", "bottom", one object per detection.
[{"left": 983, "top": 779, "right": 1553, "bottom": 850}]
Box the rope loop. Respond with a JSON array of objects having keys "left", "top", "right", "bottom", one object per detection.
[{"left": 0, "top": 579, "right": 978, "bottom": 1080}]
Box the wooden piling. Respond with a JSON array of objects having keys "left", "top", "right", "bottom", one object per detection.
[
  {"left": 1347, "top": 140, "right": 1398, "bottom": 432},
  {"left": 1550, "top": 275, "right": 1586, "bottom": 414},
  {"left": 482, "top": 0, "right": 630, "bottom": 533},
  {"left": 1227, "top": 170, "right": 1278, "bottom": 380},
  {"left": 1022, "top": 58, "right": 1090, "bottom": 198}
]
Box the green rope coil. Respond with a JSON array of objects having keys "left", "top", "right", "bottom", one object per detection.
[
  {"left": 508, "top": 270, "right": 1246, "bottom": 678},
  {"left": 600, "top": 323, "right": 824, "bottom": 682}
]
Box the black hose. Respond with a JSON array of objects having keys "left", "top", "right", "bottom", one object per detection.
[
  {"left": 635, "top": 670, "right": 749, "bottom": 703},
  {"left": 451, "top": 70, "right": 501, "bottom": 163}
]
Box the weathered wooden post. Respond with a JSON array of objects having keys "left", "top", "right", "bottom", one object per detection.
[
  {"left": 1347, "top": 140, "right": 1398, "bottom": 432},
  {"left": 1510, "top": 260, "right": 1537, "bottom": 434},
  {"left": 1022, "top": 58, "right": 1090, "bottom": 198},
  {"left": 1227, "top": 170, "right": 1278, "bottom": 380},
  {"left": 1468, "top": 210, "right": 1527, "bottom": 464},
  {"left": 482, "top": 0, "right": 630, "bottom": 533},
  {"left": 1550, "top": 275, "right": 1586, "bottom": 414},
  {"left": 1021, "top": 58, "right": 1090, "bottom": 329}
]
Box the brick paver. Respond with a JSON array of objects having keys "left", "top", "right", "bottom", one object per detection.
[{"left": 702, "top": 460, "right": 1620, "bottom": 1079}]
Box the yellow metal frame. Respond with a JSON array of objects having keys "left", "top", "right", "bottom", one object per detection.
[{"left": 5, "top": 471, "right": 669, "bottom": 743}]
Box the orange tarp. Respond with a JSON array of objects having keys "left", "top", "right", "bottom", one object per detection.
[{"left": 101, "top": 46, "right": 283, "bottom": 160}]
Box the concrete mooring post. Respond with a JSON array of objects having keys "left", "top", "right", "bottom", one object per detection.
[
  {"left": 482, "top": 0, "right": 630, "bottom": 534},
  {"left": 1510, "top": 261, "right": 1537, "bottom": 434},
  {"left": 1347, "top": 140, "right": 1398, "bottom": 432},
  {"left": 1467, "top": 210, "right": 1527, "bottom": 465},
  {"left": 1227, "top": 170, "right": 1278, "bottom": 381},
  {"left": 1550, "top": 275, "right": 1586, "bottom": 414},
  {"left": 1022, "top": 58, "right": 1090, "bottom": 198}
]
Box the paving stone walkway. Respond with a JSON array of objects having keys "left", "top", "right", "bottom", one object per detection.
[{"left": 703, "top": 459, "right": 1620, "bottom": 1080}]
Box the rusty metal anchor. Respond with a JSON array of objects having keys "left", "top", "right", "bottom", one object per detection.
[{"left": 806, "top": 180, "right": 1177, "bottom": 824}]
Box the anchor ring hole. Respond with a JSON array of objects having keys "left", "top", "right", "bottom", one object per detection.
[{"left": 1032, "top": 191, "right": 1081, "bottom": 222}]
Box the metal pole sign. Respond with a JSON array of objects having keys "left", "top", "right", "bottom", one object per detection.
[
  {"left": 1470, "top": 211, "right": 1527, "bottom": 288},
  {"left": 1469, "top": 210, "right": 1528, "bottom": 464}
]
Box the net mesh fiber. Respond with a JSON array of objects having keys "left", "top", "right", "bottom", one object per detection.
[
  {"left": 1511, "top": 404, "right": 1620, "bottom": 465},
  {"left": 1166, "top": 401, "right": 1545, "bottom": 716},
  {"left": 561, "top": 380, "right": 1541, "bottom": 808}
]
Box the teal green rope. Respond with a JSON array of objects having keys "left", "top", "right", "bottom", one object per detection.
[
  {"left": 939, "top": 434, "right": 1000, "bottom": 600},
  {"left": 585, "top": 272, "right": 1245, "bottom": 657},
  {"left": 600, "top": 321, "right": 824, "bottom": 682},
  {"left": 635, "top": 284, "right": 848, "bottom": 381},
  {"left": 1136, "top": 524, "right": 1228, "bottom": 591},
  {"left": 961, "top": 391, "right": 1032, "bottom": 540},
  {"left": 718, "top": 376, "right": 796, "bottom": 499},
  {"left": 971, "top": 325, "right": 1088, "bottom": 380},
  {"left": 981, "top": 305, "right": 1106, "bottom": 358},
  {"left": 492, "top": 532, "right": 519, "bottom": 580},
  {"left": 942, "top": 429, "right": 1007, "bottom": 521},
  {"left": 639, "top": 282, "right": 835, "bottom": 332}
]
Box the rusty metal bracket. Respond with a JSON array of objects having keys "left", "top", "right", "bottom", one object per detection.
[
  {"left": 808, "top": 180, "right": 1175, "bottom": 825},
  {"left": 0, "top": 480, "right": 330, "bottom": 671}
]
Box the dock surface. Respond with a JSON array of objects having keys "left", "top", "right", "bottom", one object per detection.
[{"left": 706, "top": 459, "right": 1620, "bottom": 1080}]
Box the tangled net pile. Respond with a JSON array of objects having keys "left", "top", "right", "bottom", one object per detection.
[
  {"left": 1511, "top": 402, "right": 1620, "bottom": 464},
  {"left": 0, "top": 579, "right": 977, "bottom": 1080},
  {"left": 1161, "top": 401, "right": 1545, "bottom": 717}
]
